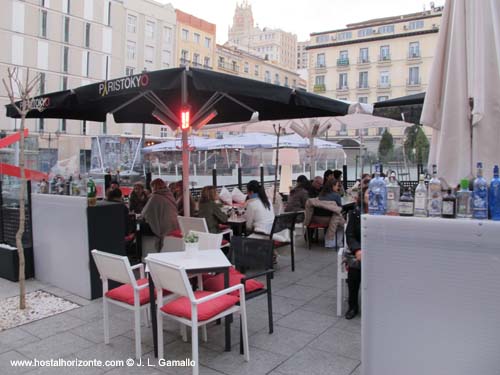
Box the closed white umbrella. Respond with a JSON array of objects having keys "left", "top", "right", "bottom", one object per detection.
[{"left": 421, "top": 0, "right": 500, "bottom": 183}]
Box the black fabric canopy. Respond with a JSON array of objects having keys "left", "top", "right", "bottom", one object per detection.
[
  {"left": 6, "top": 67, "right": 350, "bottom": 126},
  {"left": 373, "top": 92, "right": 425, "bottom": 124}
]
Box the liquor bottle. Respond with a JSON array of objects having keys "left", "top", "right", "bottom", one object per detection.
[
  {"left": 87, "top": 177, "right": 97, "bottom": 206},
  {"left": 398, "top": 188, "right": 414, "bottom": 216},
  {"left": 472, "top": 162, "right": 488, "bottom": 219},
  {"left": 414, "top": 174, "right": 427, "bottom": 217},
  {"left": 386, "top": 172, "right": 400, "bottom": 216},
  {"left": 489, "top": 165, "right": 500, "bottom": 220},
  {"left": 456, "top": 179, "right": 472, "bottom": 218},
  {"left": 441, "top": 188, "right": 456, "bottom": 218},
  {"left": 427, "top": 164, "right": 442, "bottom": 217},
  {"left": 368, "top": 163, "right": 387, "bottom": 215}
]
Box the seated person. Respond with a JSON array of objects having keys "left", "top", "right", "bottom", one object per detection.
[
  {"left": 106, "top": 188, "right": 129, "bottom": 237},
  {"left": 245, "top": 180, "right": 274, "bottom": 235},
  {"left": 309, "top": 176, "right": 323, "bottom": 198},
  {"left": 128, "top": 182, "right": 149, "bottom": 214},
  {"left": 323, "top": 169, "right": 335, "bottom": 185},
  {"left": 333, "top": 169, "right": 345, "bottom": 196},
  {"left": 343, "top": 185, "right": 368, "bottom": 320},
  {"left": 198, "top": 186, "right": 228, "bottom": 233},
  {"left": 140, "top": 178, "right": 179, "bottom": 251},
  {"left": 310, "top": 179, "right": 343, "bottom": 248},
  {"left": 285, "top": 175, "right": 310, "bottom": 213},
  {"left": 172, "top": 180, "right": 196, "bottom": 217},
  {"left": 318, "top": 178, "right": 342, "bottom": 207}
]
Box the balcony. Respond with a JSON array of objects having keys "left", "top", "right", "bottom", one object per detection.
[
  {"left": 313, "top": 84, "right": 326, "bottom": 93},
  {"left": 315, "top": 63, "right": 327, "bottom": 73},
  {"left": 218, "top": 61, "right": 240, "bottom": 73},
  {"left": 407, "top": 51, "right": 421, "bottom": 60},
  {"left": 357, "top": 57, "right": 370, "bottom": 65},
  {"left": 179, "top": 58, "right": 190, "bottom": 67},
  {"left": 356, "top": 82, "right": 370, "bottom": 91},
  {"left": 203, "top": 64, "right": 213, "bottom": 70},
  {"left": 336, "top": 84, "right": 349, "bottom": 92},
  {"left": 406, "top": 78, "right": 421, "bottom": 89},
  {"left": 192, "top": 61, "right": 203, "bottom": 68},
  {"left": 377, "top": 80, "right": 391, "bottom": 90},
  {"left": 378, "top": 54, "right": 391, "bottom": 64},
  {"left": 336, "top": 58, "right": 350, "bottom": 68}
]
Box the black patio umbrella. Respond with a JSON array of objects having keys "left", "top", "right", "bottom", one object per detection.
[
  {"left": 373, "top": 92, "right": 425, "bottom": 124},
  {"left": 6, "top": 67, "right": 351, "bottom": 215}
]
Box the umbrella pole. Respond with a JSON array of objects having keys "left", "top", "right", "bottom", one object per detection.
[
  {"left": 181, "top": 68, "right": 191, "bottom": 217},
  {"left": 273, "top": 124, "right": 281, "bottom": 204},
  {"left": 469, "top": 97, "right": 474, "bottom": 177}
]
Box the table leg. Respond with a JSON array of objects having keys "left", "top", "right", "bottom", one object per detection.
[
  {"left": 148, "top": 273, "right": 158, "bottom": 358},
  {"left": 224, "top": 268, "right": 231, "bottom": 351}
]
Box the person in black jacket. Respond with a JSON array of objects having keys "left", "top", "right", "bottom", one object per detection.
[{"left": 344, "top": 178, "right": 370, "bottom": 319}]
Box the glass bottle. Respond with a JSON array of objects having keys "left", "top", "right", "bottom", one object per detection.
[
  {"left": 87, "top": 177, "right": 97, "bottom": 206},
  {"left": 398, "top": 187, "right": 414, "bottom": 217},
  {"left": 368, "top": 163, "right": 387, "bottom": 215},
  {"left": 427, "top": 164, "right": 442, "bottom": 217},
  {"left": 456, "top": 179, "right": 472, "bottom": 218},
  {"left": 386, "top": 172, "right": 400, "bottom": 216},
  {"left": 414, "top": 174, "right": 427, "bottom": 217},
  {"left": 472, "top": 162, "right": 488, "bottom": 219},
  {"left": 441, "top": 188, "right": 456, "bottom": 218},
  {"left": 489, "top": 165, "right": 500, "bottom": 221}
]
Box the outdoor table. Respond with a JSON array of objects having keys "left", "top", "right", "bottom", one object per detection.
[
  {"left": 145, "top": 249, "right": 232, "bottom": 357},
  {"left": 227, "top": 216, "right": 247, "bottom": 236}
]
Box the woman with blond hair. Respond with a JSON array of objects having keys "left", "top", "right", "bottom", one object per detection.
[{"left": 197, "top": 186, "right": 228, "bottom": 233}]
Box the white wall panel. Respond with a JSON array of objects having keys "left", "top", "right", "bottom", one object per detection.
[
  {"left": 37, "top": 40, "right": 48, "bottom": 70},
  {"left": 84, "top": 0, "right": 94, "bottom": 20},
  {"left": 12, "top": 2, "right": 25, "bottom": 33},
  {"left": 11, "top": 35, "right": 24, "bottom": 65}
]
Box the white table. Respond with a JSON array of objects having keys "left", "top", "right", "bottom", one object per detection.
[
  {"left": 362, "top": 215, "right": 500, "bottom": 375},
  {"left": 145, "top": 249, "right": 232, "bottom": 357}
]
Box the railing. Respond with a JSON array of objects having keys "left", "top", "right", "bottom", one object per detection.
[
  {"left": 337, "top": 58, "right": 350, "bottom": 66},
  {"left": 313, "top": 84, "right": 326, "bottom": 93},
  {"left": 357, "top": 57, "right": 370, "bottom": 64},
  {"left": 377, "top": 80, "right": 391, "bottom": 89},
  {"left": 356, "top": 82, "right": 369, "bottom": 89},
  {"left": 218, "top": 61, "right": 240, "bottom": 73},
  {"left": 336, "top": 84, "right": 349, "bottom": 91},
  {"left": 407, "top": 51, "right": 421, "bottom": 59},
  {"left": 378, "top": 54, "right": 391, "bottom": 62},
  {"left": 406, "top": 78, "right": 421, "bottom": 87}
]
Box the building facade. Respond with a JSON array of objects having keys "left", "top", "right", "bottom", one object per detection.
[
  {"left": 228, "top": 0, "right": 297, "bottom": 71},
  {"left": 307, "top": 6, "right": 443, "bottom": 139}
]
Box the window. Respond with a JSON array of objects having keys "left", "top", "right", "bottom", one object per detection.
[
  {"left": 160, "top": 126, "right": 169, "bottom": 138},
  {"left": 181, "top": 50, "right": 189, "bottom": 64},
  {"left": 182, "top": 29, "right": 189, "bottom": 41},
  {"left": 338, "top": 73, "right": 348, "bottom": 89},
  {"left": 359, "top": 48, "right": 369, "bottom": 63},
  {"left": 145, "top": 46, "right": 154, "bottom": 64},
  {"left": 337, "top": 31, "right": 352, "bottom": 41},
  {"left": 409, "top": 42, "right": 420, "bottom": 58},
  {"left": 254, "top": 64, "right": 259, "bottom": 76},
  {"left": 204, "top": 37, "right": 211, "bottom": 48},
  {"left": 315, "top": 35, "right": 329, "bottom": 43},
  {"left": 358, "top": 71, "right": 368, "bottom": 88},
  {"left": 84, "top": 23, "right": 91, "bottom": 48},
  {"left": 127, "top": 14, "right": 137, "bottom": 33},
  {"left": 62, "top": 76, "right": 68, "bottom": 90},
  {"left": 358, "top": 28, "right": 373, "bottom": 37},
  {"left": 244, "top": 62, "right": 249, "bottom": 73},
  {"left": 315, "top": 75, "right": 325, "bottom": 85},
  {"left": 125, "top": 66, "right": 134, "bottom": 76},
  {"left": 380, "top": 45, "right": 390, "bottom": 60},
  {"left": 145, "top": 21, "right": 155, "bottom": 39},
  {"left": 377, "top": 96, "right": 389, "bottom": 101},
  {"left": 84, "top": 50, "right": 89, "bottom": 77},
  {"left": 265, "top": 70, "right": 271, "bottom": 83},
  {"left": 163, "top": 27, "right": 172, "bottom": 46},
  {"left": 408, "top": 20, "right": 424, "bottom": 30},
  {"left": 274, "top": 73, "right": 280, "bottom": 85},
  {"left": 409, "top": 66, "right": 420, "bottom": 85},
  {"left": 60, "top": 119, "right": 67, "bottom": 133},
  {"left": 193, "top": 53, "right": 200, "bottom": 66},
  {"left": 106, "top": 1, "right": 111, "bottom": 26},
  {"left": 358, "top": 96, "right": 368, "bottom": 103},
  {"left": 38, "top": 118, "right": 44, "bottom": 132},
  {"left": 284, "top": 76, "right": 289, "bottom": 87},
  {"left": 204, "top": 56, "right": 210, "bottom": 68},
  {"left": 40, "top": 9, "right": 48, "bottom": 38},
  {"left": 378, "top": 24, "right": 394, "bottom": 34},
  {"left": 126, "top": 41, "right": 136, "bottom": 60},
  {"left": 316, "top": 53, "right": 325, "bottom": 68},
  {"left": 338, "top": 50, "right": 349, "bottom": 66},
  {"left": 81, "top": 120, "right": 87, "bottom": 135},
  {"left": 62, "top": 46, "right": 69, "bottom": 72},
  {"left": 39, "top": 73, "right": 45, "bottom": 94},
  {"left": 379, "top": 71, "right": 390, "bottom": 87},
  {"left": 63, "top": 16, "right": 70, "bottom": 43},
  {"left": 162, "top": 50, "right": 171, "bottom": 67},
  {"left": 102, "top": 121, "right": 107, "bottom": 134},
  {"left": 193, "top": 33, "right": 200, "bottom": 43}
]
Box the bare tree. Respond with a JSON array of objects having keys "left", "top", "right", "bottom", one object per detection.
[{"left": 2, "top": 67, "right": 41, "bottom": 309}]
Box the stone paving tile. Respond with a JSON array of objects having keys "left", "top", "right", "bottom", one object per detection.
[
  {"left": 295, "top": 274, "right": 336, "bottom": 291},
  {"left": 66, "top": 301, "right": 109, "bottom": 323},
  {"left": 70, "top": 315, "right": 139, "bottom": 344},
  {"left": 0, "top": 350, "right": 32, "bottom": 375},
  {"left": 24, "top": 363, "right": 107, "bottom": 375},
  {"left": 63, "top": 294, "right": 93, "bottom": 306},
  {"left": 273, "top": 284, "right": 324, "bottom": 302},
  {"left": 300, "top": 291, "right": 338, "bottom": 317},
  {"left": 275, "top": 309, "right": 338, "bottom": 335},
  {"left": 248, "top": 325, "right": 316, "bottom": 356},
  {"left": 19, "top": 313, "right": 87, "bottom": 339},
  {"left": 350, "top": 364, "right": 362, "bottom": 375},
  {"left": 204, "top": 346, "right": 287, "bottom": 375},
  {"left": 0, "top": 328, "right": 40, "bottom": 355},
  {"left": 332, "top": 316, "right": 362, "bottom": 335},
  {"left": 273, "top": 347, "right": 359, "bottom": 375},
  {"left": 250, "top": 294, "right": 305, "bottom": 316},
  {"left": 308, "top": 327, "right": 361, "bottom": 361},
  {"left": 17, "top": 332, "right": 94, "bottom": 361}
]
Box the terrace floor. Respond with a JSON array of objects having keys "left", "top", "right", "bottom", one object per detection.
[{"left": 0, "top": 235, "right": 361, "bottom": 375}]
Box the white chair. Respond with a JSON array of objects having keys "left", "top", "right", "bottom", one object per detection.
[
  {"left": 146, "top": 258, "right": 249, "bottom": 375},
  {"left": 189, "top": 231, "right": 223, "bottom": 250},
  {"left": 178, "top": 216, "right": 231, "bottom": 248},
  {"left": 91, "top": 250, "right": 151, "bottom": 359},
  {"left": 336, "top": 246, "right": 349, "bottom": 317}
]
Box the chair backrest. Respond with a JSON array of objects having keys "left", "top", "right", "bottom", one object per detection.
[
  {"left": 230, "top": 236, "right": 273, "bottom": 271},
  {"left": 145, "top": 257, "right": 194, "bottom": 299},
  {"left": 178, "top": 216, "right": 209, "bottom": 234},
  {"left": 190, "top": 231, "right": 223, "bottom": 250},
  {"left": 270, "top": 212, "right": 298, "bottom": 235},
  {"left": 91, "top": 249, "right": 135, "bottom": 286}
]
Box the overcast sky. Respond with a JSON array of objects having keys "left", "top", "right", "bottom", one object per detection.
[{"left": 160, "top": 0, "right": 444, "bottom": 43}]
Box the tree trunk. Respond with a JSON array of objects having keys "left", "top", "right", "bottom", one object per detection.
[{"left": 16, "top": 115, "right": 26, "bottom": 310}]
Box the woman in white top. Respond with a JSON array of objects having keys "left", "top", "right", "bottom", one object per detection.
[{"left": 245, "top": 180, "right": 275, "bottom": 235}]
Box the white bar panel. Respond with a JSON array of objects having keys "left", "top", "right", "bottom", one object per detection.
[
  {"left": 11, "top": 35, "right": 24, "bottom": 65},
  {"left": 37, "top": 40, "right": 48, "bottom": 70},
  {"left": 84, "top": 0, "right": 94, "bottom": 20},
  {"left": 12, "top": 1, "right": 25, "bottom": 33},
  {"left": 81, "top": 50, "right": 88, "bottom": 77},
  {"left": 102, "top": 28, "right": 112, "bottom": 54},
  {"left": 362, "top": 215, "right": 500, "bottom": 375}
]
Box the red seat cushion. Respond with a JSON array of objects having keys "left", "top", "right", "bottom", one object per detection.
[
  {"left": 221, "top": 239, "right": 229, "bottom": 246},
  {"left": 273, "top": 240, "right": 289, "bottom": 247},
  {"left": 160, "top": 290, "right": 238, "bottom": 321},
  {"left": 307, "top": 223, "right": 329, "bottom": 229},
  {"left": 105, "top": 278, "right": 150, "bottom": 306},
  {"left": 203, "top": 267, "right": 265, "bottom": 297},
  {"left": 219, "top": 224, "right": 230, "bottom": 230},
  {"left": 168, "top": 229, "right": 183, "bottom": 238},
  {"left": 124, "top": 233, "right": 135, "bottom": 242}
]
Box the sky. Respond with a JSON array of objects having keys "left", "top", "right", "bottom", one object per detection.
[{"left": 160, "top": 0, "right": 444, "bottom": 43}]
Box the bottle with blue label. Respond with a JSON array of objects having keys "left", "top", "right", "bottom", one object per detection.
[
  {"left": 489, "top": 165, "right": 500, "bottom": 221},
  {"left": 368, "top": 163, "right": 387, "bottom": 215},
  {"left": 472, "top": 162, "right": 488, "bottom": 219}
]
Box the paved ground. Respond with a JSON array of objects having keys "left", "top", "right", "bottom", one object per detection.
[{"left": 0, "top": 235, "right": 361, "bottom": 375}]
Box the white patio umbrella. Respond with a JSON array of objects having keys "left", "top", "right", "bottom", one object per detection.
[{"left": 421, "top": 0, "right": 500, "bottom": 183}]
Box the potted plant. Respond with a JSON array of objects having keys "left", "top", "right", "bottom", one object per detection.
[{"left": 183, "top": 231, "right": 199, "bottom": 257}]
